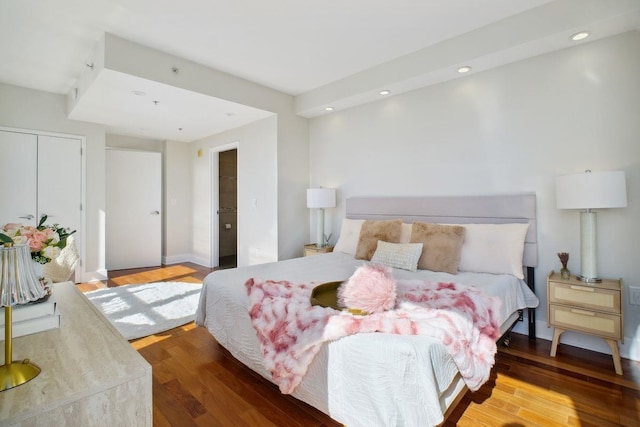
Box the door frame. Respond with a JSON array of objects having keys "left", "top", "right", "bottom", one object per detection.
[
  {"left": 209, "top": 141, "right": 239, "bottom": 268},
  {"left": 0, "top": 126, "right": 86, "bottom": 282}
]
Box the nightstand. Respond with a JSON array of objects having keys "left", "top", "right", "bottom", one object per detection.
[
  {"left": 547, "top": 271, "right": 623, "bottom": 375},
  {"left": 303, "top": 244, "right": 334, "bottom": 257}
]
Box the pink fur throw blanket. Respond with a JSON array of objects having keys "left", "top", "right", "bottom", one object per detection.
[{"left": 246, "top": 277, "right": 501, "bottom": 394}]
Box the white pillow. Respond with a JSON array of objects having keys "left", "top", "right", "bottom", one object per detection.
[
  {"left": 458, "top": 223, "right": 529, "bottom": 279},
  {"left": 371, "top": 241, "right": 423, "bottom": 272},
  {"left": 333, "top": 219, "right": 365, "bottom": 255},
  {"left": 399, "top": 222, "right": 413, "bottom": 243}
]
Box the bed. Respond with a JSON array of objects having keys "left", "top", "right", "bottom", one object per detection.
[{"left": 195, "top": 195, "right": 539, "bottom": 426}]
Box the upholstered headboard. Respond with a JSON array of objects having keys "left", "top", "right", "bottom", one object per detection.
[
  {"left": 345, "top": 193, "right": 538, "bottom": 339},
  {"left": 345, "top": 194, "right": 538, "bottom": 268}
]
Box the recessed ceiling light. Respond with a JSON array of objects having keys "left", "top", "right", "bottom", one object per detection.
[
  {"left": 457, "top": 66, "right": 472, "bottom": 74},
  {"left": 178, "top": 128, "right": 183, "bottom": 131},
  {"left": 132, "top": 91, "right": 146, "bottom": 96},
  {"left": 379, "top": 90, "right": 391, "bottom": 96},
  {"left": 325, "top": 107, "right": 334, "bottom": 111},
  {"left": 570, "top": 31, "right": 590, "bottom": 41}
]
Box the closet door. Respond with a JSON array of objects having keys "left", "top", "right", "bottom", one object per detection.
[
  {"left": 0, "top": 130, "right": 38, "bottom": 224},
  {"left": 38, "top": 135, "right": 82, "bottom": 257}
]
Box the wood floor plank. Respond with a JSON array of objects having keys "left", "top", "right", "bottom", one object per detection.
[
  {"left": 163, "top": 378, "right": 208, "bottom": 419},
  {"left": 152, "top": 376, "right": 200, "bottom": 427},
  {"left": 79, "top": 263, "right": 640, "bottom": 426}
]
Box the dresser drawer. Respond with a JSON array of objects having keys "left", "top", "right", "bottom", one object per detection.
[
  {"left": 549, "top": 303, "right": 622, "bottom": 340},
  {"left": 548, "top": 281, "right": 620, "bottom": 314}
]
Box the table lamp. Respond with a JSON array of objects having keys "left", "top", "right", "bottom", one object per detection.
[
  {"left": 306, "top": 188, "right": 336, "bottom": 247},
  {"left": 0, "top": 243, "right": 48, "bottom": 391},
  {"left": 555, "top": 170, "right": 627, "bottom": 282}
]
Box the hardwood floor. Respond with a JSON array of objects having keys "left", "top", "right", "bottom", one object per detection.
[{"left": 79, "top": 263, "right": 640, "bottom": 426}]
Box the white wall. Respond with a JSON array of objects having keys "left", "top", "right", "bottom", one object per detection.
[
  {"left": 163, "top": 140, "right": 193, "bottom": 264},
  {"left": 192, "top": 117, "right": 278, "bottom": 267},
  {"left": 106, "top": 133, "right": 162, "bottom": 152},
  {"left": 309, "top": 31, "right": 640, "bottom": 360},
  {"left": 92, "top": 34, "right": 309, "bottom": 261},
  {"left": 0, "top": 82, "right": 107, "bottom": 282},
  {"left": 277, "top": 112, "right": 311, "bottom": 258}
]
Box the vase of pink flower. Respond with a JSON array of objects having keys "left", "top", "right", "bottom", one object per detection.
[{"left": 0, "top": 216, "right": 76, "bottom": 267}]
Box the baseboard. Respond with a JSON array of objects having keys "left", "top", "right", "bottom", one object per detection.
[
  {"left": 188, "top": 254, "right": 212, "bottom": 268},
  {"left": 79, "top": 269, "right": 108, "bottom": 283},
  {"left": 163, "top": 254, "right": 192, "bottom": 265},
  {"left": 512, "top": 318, "right": 640, "bottom": 362},
  {"left": 162, "top": 253, "right": 213, "bottom": 268}
]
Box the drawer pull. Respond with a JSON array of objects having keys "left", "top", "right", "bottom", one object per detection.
[
  {"left": 571, "top": 309, "right": 595, "bottom": 316},
  {"left": 570, "top": 285, "right": 594, "bottom": 292}
]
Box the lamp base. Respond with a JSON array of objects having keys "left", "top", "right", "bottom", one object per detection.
[
  {"left": 0, "top": 359, "right": 41, "bottom": 392},
  {"left": 577, "top": 275, "right": 602, "bottom": 283}
]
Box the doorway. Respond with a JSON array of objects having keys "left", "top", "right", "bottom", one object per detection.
[
  {"left": 218, "top": 149, "right": 237, "bottom": 268},
  {"left": 211, "top": 143, "right": 238, "bottom": 269}
]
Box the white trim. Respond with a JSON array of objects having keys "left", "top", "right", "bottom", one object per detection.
[
  {"left": 162, "top": 254, "right": 192, "bottom": 265},
  {"left": 190, "top": 254, "right": 211, "bottom": 268},
  {"left": 209, "top": 141, "right": 239, "bottom": 269},
  {"left": 80, "top": 269, "right": 108, "bottom": 283}
]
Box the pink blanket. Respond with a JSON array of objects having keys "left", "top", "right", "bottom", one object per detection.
[{"left": 246, "top": 278, "right": 501, "bottom": 394}]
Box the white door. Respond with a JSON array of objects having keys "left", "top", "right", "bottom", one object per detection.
[
  {"left": 106, "top": 149, "right": 161, "bottom": 270},
  {"left": 38, "top": 135, "right": 83, "bottom": 259},
  {"left": 0, "top": 130, "right": 38, "bottom": 224}
]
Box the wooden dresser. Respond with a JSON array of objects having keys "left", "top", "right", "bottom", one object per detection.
[
  {"left": 1, "top": 282, "right": 152, "bottom": 426},
  {"left": 547, "top": 271, "right": 623, "bottom": 375}
]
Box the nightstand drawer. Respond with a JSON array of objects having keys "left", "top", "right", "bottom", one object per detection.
[
  {"left": 549, "top": 304, "right": 621, "bottom": 340},
  {"left": 548, "top": 281, "right": 620, "bottom": 314}
]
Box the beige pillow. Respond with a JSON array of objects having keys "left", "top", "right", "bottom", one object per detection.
[
  {"left": 410, "top": 222, "right": 465, "bottom": 274},
  {"left": 355, "top": 219, "right": 403, "bottom": 260},
  {"left": 399, "top": 222, "right": 413, "bottom": 243}
]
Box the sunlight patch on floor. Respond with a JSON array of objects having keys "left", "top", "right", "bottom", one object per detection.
[
  {"left": 111, "top": 265, "right": 199, "bottom": 285},
  {"left": 130, "top": 322, "right": 197, "bottom": 350}
]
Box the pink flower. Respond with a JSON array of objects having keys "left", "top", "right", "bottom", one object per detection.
[
  {"left": 2, "top": 223, "right": 22, "bottom": 236},
  {"left": 43, "top": 228, "right": 60, "bottom": 244},
  {"left": 27, "top": 230, "right": 50, "bottom": 252}
]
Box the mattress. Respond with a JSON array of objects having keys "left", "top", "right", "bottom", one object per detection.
[{"left": 195, "top": 252, "right": 538, "bottom": 426}]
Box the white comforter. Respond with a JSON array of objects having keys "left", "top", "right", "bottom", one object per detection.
[{"left": 195, "top": 252, "right": 538, "bottom": 426}]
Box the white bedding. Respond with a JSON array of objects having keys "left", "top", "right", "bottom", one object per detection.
[{"left": 195, "top": 252, "right": 538, "bottom": 426}]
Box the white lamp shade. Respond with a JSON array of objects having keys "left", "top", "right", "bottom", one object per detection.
[
  {"left": 307, "top": 188, "right": 336, "bottom": 209},
  {"left": 0, "top": 244, "right": 47, "bottom": 306},
  {"left": 556, "top": 170, "right": 627, "bottom": 210}
]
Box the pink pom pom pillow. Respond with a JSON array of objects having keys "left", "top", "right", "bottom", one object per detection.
[{"left": 338, "top": 264, "right": 397, "bottom": 314}]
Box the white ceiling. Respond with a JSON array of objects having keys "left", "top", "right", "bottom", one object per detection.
[{"left": 1, "top": 0, "right": 638, "bottom": 142}]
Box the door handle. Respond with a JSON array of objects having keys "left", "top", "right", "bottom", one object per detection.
[
  {"left": 19, "top": 214, "right": 35, "bottom": 220},
  {"left": 151, "top": 210, "right": 160, "bottom": 215}
]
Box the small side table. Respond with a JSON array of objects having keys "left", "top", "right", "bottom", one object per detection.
[
  {"left": 547, "top": 271, "right": 623, "bottom": 375},
  {"left": 303, "top": 244, "right": 334, "bottom": 257}
]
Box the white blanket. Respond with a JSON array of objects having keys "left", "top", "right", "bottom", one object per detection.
[{"left": 195, "top": 252, "right": 538, "bottom": 426}]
